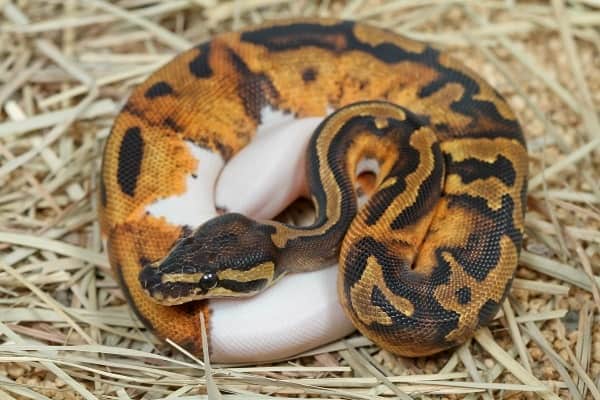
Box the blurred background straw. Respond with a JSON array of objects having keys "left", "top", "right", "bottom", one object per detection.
[{"left": 0, "top": 1, "right": 599, "bottom": 399}]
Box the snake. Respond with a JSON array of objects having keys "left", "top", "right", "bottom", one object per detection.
[{"left": 99, "top": 18, "right": 528, "bottom": 362}]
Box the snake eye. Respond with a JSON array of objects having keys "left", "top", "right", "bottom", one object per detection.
[{"left": 199, "top": 272, "right": 218, "bottom": 290}]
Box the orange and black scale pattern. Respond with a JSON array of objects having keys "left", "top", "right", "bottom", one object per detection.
[{"left": 99, "top": 18, "right": 528, "bottom": 357}]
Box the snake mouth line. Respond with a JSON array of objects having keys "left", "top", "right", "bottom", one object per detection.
[
  {"left": 139, "top": 262, "right": 272, "bottom": 305},
  {"left": 138, "top": 264, "right": 212, "bottom": 304}
]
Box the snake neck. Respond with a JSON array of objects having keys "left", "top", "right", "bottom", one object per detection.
[{"left": 271, "top": 100, "right": 441, "bottom": 274}]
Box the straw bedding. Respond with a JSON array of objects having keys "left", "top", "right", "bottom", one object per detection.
[{"left": 0, "top": 1, "right": 598, "bottom": 399}]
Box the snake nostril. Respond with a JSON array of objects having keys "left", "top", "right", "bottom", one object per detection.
[
  {"left": 199, "top": 272, "right": 218, "bottom": 290},
  {"left": 139, "top": 264, "right": 161, "bottom": 290}
]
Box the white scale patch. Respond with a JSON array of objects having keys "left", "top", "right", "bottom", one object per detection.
[
  {"left": 144, "top": 105, "right": 355, "bottom": 363},
  {"left": 216, "top": 107, "right": 325, "bottom": 219},
  {"left": 356, "top": 158, "right": 381, "bottom": 209},
  {"left": 356, "top": 158, "right": 380, "bottom": 176},
  {"left": 146, "top": 142, "right": 224, "bottom": 227},
  {"left": 256, "top": 105, "right": 301, "bottom": 136},
  {"left": 210, "top": 265, "right": 355, "bottom": 363}
]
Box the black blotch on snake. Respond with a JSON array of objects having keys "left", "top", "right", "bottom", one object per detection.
[
  {"left": 117, "top": 127, "right": 144, "bottom": 197},
  {"left": 145, "top": 82, "right": 174, "bottom": 99}
]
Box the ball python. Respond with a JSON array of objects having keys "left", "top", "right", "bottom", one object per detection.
[{"left": 99, "top": 18, "right": 528, "bottom": 362}]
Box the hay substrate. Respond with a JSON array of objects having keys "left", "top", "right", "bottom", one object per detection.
[{"left": 0, "top": 0, "right": 599, "bottom": 399}]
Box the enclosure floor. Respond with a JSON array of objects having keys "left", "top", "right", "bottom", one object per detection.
[{"left": 0, "top": 1, "right": 599, "bottom": 399}]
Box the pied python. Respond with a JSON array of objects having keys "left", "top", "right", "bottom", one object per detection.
[{"left": 99, "top": 18, "right": 528, "bottom": 359}]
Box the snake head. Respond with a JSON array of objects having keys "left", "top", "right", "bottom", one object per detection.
[{"left": 139, "top": 213, "right": 280, "bottom": 305}]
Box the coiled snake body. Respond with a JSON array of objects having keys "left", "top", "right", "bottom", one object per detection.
[{"left": 100, "top": 19, "right": 528, "bottom": 360}]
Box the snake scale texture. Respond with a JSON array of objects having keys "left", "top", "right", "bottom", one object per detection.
[{"left": 99, "top": 18, "right": 528, "bottom": 361}]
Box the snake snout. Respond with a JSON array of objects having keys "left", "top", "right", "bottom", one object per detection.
[
  {"left": 138, "top": 262, "right": 163, "bottom": 295},
  {"left": 138, "top": 262, "right": 217, "bottom": 305}
]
